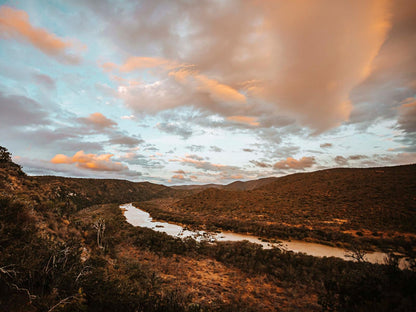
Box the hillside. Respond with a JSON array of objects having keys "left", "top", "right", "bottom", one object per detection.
[
  {"left": 0, "top": 164, "right": 182, "bottom": 211},
  {"left": 139, "top": 165, "right": 416, "bottom": 250},
  {"left": 1, "top": 151, "right": 416, "bottom": 311}
]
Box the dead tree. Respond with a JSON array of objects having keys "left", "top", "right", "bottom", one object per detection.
[
  {"left": 345, "top": 244, "right": 367, "bottom": 262},
  {"left": 93, "top": 218, "right": 105, "bottom": 249}
]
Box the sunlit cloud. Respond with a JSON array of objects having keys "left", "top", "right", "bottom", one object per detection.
[
  {"left": 51, "top": 150, "right": 127, "bottom": 171},
  {"left": 0, "top": 5, "right": 83, "bottom": 63},
  {"left": 226, "top": 116, "right": 259, "bottom": 126},
  {"left": 78, "top": 112, "right": 117, "bottom": 129},
  {"left": 120, "top": 56, "right": 177, "bottom": 71},
  {"left": 273, "top": 157, "right": 316, "bottom": 170}
]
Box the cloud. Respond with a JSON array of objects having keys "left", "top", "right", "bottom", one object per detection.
[
  {"left": 51, "top": 150, "right": 127, "bottom": 171},
  {"left": 76, "top": 113, "right": 143, "bottom": 147},
  {"left": 255, "top": 0, "right": 392, "bottom": 132},
  {"left": 320, "top": 143, "right": 333, "bottom": 148},
  {"left": 173, "top": 169, "right": 186, "bottom": 174},
  {"left": 226, "top": 116, "right": 259, "bottom": 127},
  {"left": 209, "top": 145, "right": 223, "bottom": 152},
  {"left": 250, "top": 160, "right": 272, "bottom": 168},
  {"left": 334, "top": 156, "right": 348, "bottom": 166},
  {"left": 396, "top": 98, "right": 416, "bottom": 151},
  {"left": 187, "top": 145, "right": 205, "bottom": 152},
  {"left": 334, "top": 154, "right": 369, "bottom": 166},
  {"left": 348, "top": 154, "right": 368, "bottom": 161},
  {"left": 156, "top": 122, "right": 193, "bottom": 139},
  {"left": 349, "top": 0, "right": 416, "bottom": 128},
  {"left": 0, "top": 6, "right": 82, "bottom": 63},
  {"left": 171, "top": 174, "right": 185, "bottom": 180},
  {"left": 185, "top": 72, "right": 246, "bottom": 103},
  {"left": 115, "top": 64, "right": 247, "bottom": 119},
  {"left": 0, "top": 91, "right": 49, "bottom": 127},
  {"left": 78, "top": 112, "right": 117, "bottom": 129},
  {"left": 107, "top": 132, "right": 144, "bottom": 147},
  {"left": 121, "top": 115, "right": 136, "bottom": 120},
  {"left": 33, "top": 73, "right": 55, "bottom": 89},
  {"left": 170, "top": 154, "right": 238, "bottom": 172},
  {"left": 119, "top": 56, "right": 177, "bottom": 71},
  {"left": 397, "top": 98, "right": 416, "bottom": 133},
  {"left": 118, "top": 152, "right": 166, "bottom": 169},
  {"left": 82, "top": 0, "right": 416, "bottom": 136},
  {"left": 335, "top": 152, "right": 416, "bottom": 167},
  {"left": 273, "top": 157, "right": 316, "bottom": 170}
]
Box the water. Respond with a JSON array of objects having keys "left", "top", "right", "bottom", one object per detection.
[{"left": 120, "top": 203, "right": 394, "bottom": 265}]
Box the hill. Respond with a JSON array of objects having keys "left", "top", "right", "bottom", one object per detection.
[
  {"left": 172, "top": 177, "right": 278, "bottom": 192},
  {"left": 1, "top": 164, "right": 182, "bottom": 211},
  {"left": 139, "top": 165, "right": 416, "bottom": 250}
]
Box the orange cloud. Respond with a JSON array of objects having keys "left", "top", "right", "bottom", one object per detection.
[
  {"left": 169, "top": 67, "right": 246, "bottom": 103},
  {"left": 194, "top": 74, "right": 246, "bottom": 103},
  {"left": 273, "top": 157, "right": 316, "bottom": 170},
  {"left": 101, "top": 62, "right": 118, "bottom": 72},
  {"left": 120, "top": 56, "right": 176, "bottom": 72},
  {"left": 171, "top": 174, "right": 185, "bottom": 180},
  {"left": 0, "top": 6, "right": 80, "bottom": 62},
  {"left": 78, "top": 112, "right": 117, "bottom": 129},
  {"left": 108, "top": 56, "right": 246, "bottom": 110},
  {"left": 256, "top": 0, "right": 392, "bottom": 131},
  {"left": 226, "top": 116, "right": 259, "bottom": 126},
  {"left": 51, "top": 150, "right": 127, "bottom": 171}
]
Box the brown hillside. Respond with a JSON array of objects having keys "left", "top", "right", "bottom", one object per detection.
[
  {"left": 137, "top": 165, "right": 416, "bottom": 250},
  {"left": 0, "top": 165, "right": 182, "bottom": 210},
  {"left": 174, "top": 165, "right": 416, "bottom": 233}
]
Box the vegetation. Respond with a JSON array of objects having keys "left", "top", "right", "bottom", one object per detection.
[
  {"left": 1, "top": 147, "right": 415, "bottom": 311},
  {"left": 139, "top": 165, "right": 416, "bottom": 251}
]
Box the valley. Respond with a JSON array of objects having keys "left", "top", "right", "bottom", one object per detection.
[{"left": 1, "top": 155, "right": 415, "bottom": 311}]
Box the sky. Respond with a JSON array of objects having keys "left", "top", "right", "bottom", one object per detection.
[{"left": 0, "top": 0, "right": 415, "bottom": 185}]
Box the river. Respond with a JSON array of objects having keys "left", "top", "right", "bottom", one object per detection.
[{"left": 120, "top": 203, "right": 392, "bottom": 265}]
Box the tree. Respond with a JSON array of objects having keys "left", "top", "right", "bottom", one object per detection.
[
  {"left": 0, "top": 146, "right": 11, "bottom": 163},
  {"left": 345, "top": 243, "right": 367, "bottom": 263},
  {"left": 93, "top": 218, "right": 106, "bottom": 249}
]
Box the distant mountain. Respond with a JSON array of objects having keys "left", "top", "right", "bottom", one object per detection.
[
  {"left": 171, "top": 183, "right": 224, "bottom": 191},
  {"left": 172, "top": 177, "right": 278, "bottom": 192}
]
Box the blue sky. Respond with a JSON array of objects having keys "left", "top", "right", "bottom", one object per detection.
[{"left": 0, "top": 0, "right": 415, "bottom": 185}]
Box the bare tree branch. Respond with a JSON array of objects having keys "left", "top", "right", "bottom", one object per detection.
[{"left": 47, "top": 295, "right": 75, "bottom": 312}]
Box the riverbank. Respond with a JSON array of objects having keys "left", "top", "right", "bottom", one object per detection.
[{"left": 120, "top": 203, "right": 399, "bottom": 266}]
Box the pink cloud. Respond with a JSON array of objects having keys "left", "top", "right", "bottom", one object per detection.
[
  {"left": 120, "top": 56, "right": 176, "bottom": 71},
  {"left": 78, "top": 112, "right": 117, "bottom": 129},
  {"left": 0, "top": 6, "right": 82, "bottom": 63},
  {"left": 273, "top": 157, "right": 316, "bottom": 170},
  {"left": 171, "top": 174, "right": 185, "bottom": 180},
  {"left": 226, "top": 116, "right": 259, "bottom": 126},
  {"left": 51, "top": 150, "right": 127, "bottom": 172}
]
